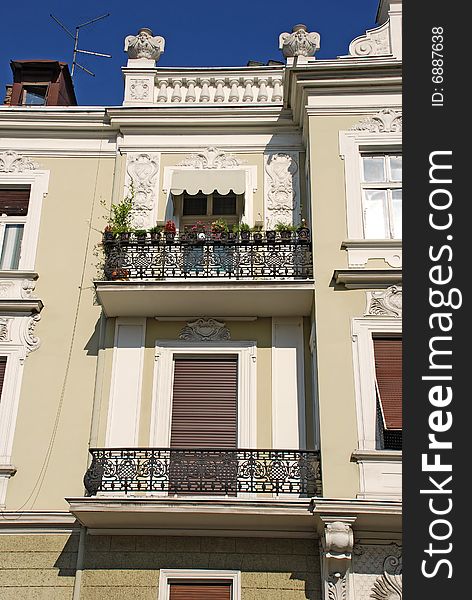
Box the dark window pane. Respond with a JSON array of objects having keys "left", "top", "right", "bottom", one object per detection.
[
  {"left": 0, "top": 189, "right": 30, "bottom": 216},
  {"left": 22, "top": 86, "right": 47, "bottom": 106},
  {"left": 213, "top": 193, "right": 236, "bottom": 215},
  {"left": 183, "top": 194, "right": 207, "bottom": 215}
]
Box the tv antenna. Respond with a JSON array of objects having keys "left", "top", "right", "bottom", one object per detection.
[{"left": 50, "top": 13, "right": 112, "bottom": 78}]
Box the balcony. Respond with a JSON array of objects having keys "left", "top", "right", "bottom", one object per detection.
[
  {"left": 83, "top": 447, "right": 321, "bottom": 497},
  {"left": 95, "top": 230, "right": 315, "bottom": 317}
]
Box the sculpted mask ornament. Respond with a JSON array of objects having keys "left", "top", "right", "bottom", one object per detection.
[
  {"left": 179, "top": 318, "right": 231, "bottom": 342},
  {"left": 125, "top": 28, "right": 165, "bottom": 62},
  {"left": 279, "top": 24, "right": 320, "bottom": 58}
]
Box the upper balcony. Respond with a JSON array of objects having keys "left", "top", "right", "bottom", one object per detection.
[{"left": 95, "top": 227, "right": 314, "bottom": 318}]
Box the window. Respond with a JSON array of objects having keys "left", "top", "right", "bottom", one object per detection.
[
  {"left": 0, "top": 188, "right": 30, "bottom": 269},
  {"left": 159, "top": 570, "right": 241, "bottom": 600},
  {"left": 0, "top": 357, "right": 7, "bottom": 401},
  {"left": 373, "top": 337, "right": 402, "bottom": 450},
  {"left": 181, "top": 192, "right": 240, "bottom": 230},
  {"left": 21, "top": 85, "right": 48, "bottom": 106},
  {"left": 169, "top": 581, "right": 232, "bottom": 599},
  {"left": 362, "top": 154, "right": 402, "bottom": 239}
]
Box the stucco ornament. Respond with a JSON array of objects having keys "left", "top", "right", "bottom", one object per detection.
[
  {"left": 349, "top": 21, "right": 391, "bottom": 57},
  {"left": 351, "top": 109, "right": 402, "bottom": 133},
  {"left": 179, "top": 318, "right": 231, "bottom": 342},
  {"left": 279, "top": 24, "right": 320, "bottom": 58},
  {"left": 124, "top": 27, "right": 165, "bottom": 62},
  {"left": 0, "top": 150, "right": 39, "bottom": 173},
  {"left": 178, "top": 147, "right": 243, "bottom": 170},
  {"left": 366, "top": 286, "right": 402, "bottom": 318},
  {"left": 265, "top": 153, "right": 298, "bottom": 229},
  {"left": 371, "top": 555, "right": 402, "bottom": 600},
  {"left": 126, "top": 153, "right": 159, "bottom": 229},
  {"left": 21, "top": 313, "right": 41, "bottom": 354},
  {"left": 0, "top": 317, "right": 10, "bottom": 342},
  {"left": 320, "top": 520, "right": 355, "bottom": 600}
]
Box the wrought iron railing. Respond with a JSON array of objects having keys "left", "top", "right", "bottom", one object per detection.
[
  {"left": 102, "top": 230, "right": 313, "bottom": 280},
  {"left": 84, "top": 448, "right": 322, "bottom": 497}
]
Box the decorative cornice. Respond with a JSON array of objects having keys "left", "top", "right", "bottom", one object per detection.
[
  {"left": 334, "top": 270, "right": 402, "bottom": 289},
  {"left": 351, "top": 109, "right": 402, "bottom": 133},
  {"left": 124, "top": 28, "right": 165, "bottom": 62},
  {"left": 178, "top": 147, "right": 243, "bottom": 169},
  {"left": 349, "top": 21, "right": 391, "bottom": 58},
  {"left": 0, "top": 150, "right": 39, "bottom": 172},
  {"left": 371, "top": 555, "right": 402, "bottom": 600},
  {"left": 365, "top": 286, "right": 402, "bottom": 318},
  {"left": 179, "top": 318, "right": 231, "bottom": 342},
  {"left": 279, "top": 24, "right": 320, "bottom": 58}
]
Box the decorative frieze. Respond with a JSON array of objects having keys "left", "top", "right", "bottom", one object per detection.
[
  {"left": 124, "top": 28, "right": 165, "bottom": 62},
  {"left": 125, "top": 153, "right": 160, "bottom": 229},
  {"left": 264, "top": 152, "right": 300, "bottom": 229},
  {"left": 178, "top": 147, "right": 243, "bottom": 170},
  {"left": 365, "top": 286, "right": 402, "bottom": 318},
  {"left": 351, "top": 109, "right": 402, "bottom": 134},
  {"left": 349, "top": 21, "right": 391, "bottom": 57},
  {"left": 0, "top": 150, "right": 39, "bottom": 173},
  {"left": 279, "top": 24, "right": 320, "bottom": 58},
  {"left": 179, "top": 318, "right": 231, "bottom": 342}
]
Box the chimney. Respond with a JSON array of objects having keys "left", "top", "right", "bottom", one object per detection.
[{"left": 5, "top": 60, "right": 77, "bottom": 106}]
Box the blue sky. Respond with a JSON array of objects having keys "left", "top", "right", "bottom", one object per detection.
[{"left": 1, "top": 1, "right": 379, "bottom": 106}]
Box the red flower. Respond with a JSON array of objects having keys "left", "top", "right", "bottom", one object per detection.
[{"left": 164, "top": 220, "right": 176, "bottom": 233}]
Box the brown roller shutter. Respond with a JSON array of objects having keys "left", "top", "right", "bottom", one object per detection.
[
  {"left": 0, "top": 189, "right": 30, "bottom": 216},
  {"left": 170, "top": 356, "right": 238, "bottom": 448},
  {"left": 169, "top": 581, "right": 232, "bottom": 600},
  {"left": 0, "top": 357, "right": 7, "bottom": 400},
  {"left": 373, "top": 338, "right": 402, "bottom": 430}
]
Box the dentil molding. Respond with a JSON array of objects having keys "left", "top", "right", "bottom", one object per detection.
[
  {"left": 179, "top": 318, "right": 231, "bottom": 342},
  {"left": 0, "top": 150, "right": 39, "bottom": 173},
  {"left": 365, "top": 286, "right": 402, "bottom": 318},
  {"left": 351, "top": 109, "right": 402, "bottom": 134},
  {"left": 279, "top": 24, "right": 320, "bottom": 58}
]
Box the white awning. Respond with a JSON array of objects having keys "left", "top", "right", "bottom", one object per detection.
[{"left": 170, "top": 169, "right": 246, "bottom": 196}]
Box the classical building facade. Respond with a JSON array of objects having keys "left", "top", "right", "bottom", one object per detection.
[{"left": 0, "top": 1, "right": 402, "bottom": 598}]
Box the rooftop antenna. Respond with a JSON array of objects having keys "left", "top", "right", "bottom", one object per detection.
[{"left": 50, "top": 13, "right": 112, "bottom": 78}]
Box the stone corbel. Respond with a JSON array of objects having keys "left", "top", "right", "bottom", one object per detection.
[{"left": 319, "top": 517, "right": 356, "bottom": 600}]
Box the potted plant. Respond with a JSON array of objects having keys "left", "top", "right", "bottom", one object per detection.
[
  {"left": 296, "top": 218, "right": 310, "bottom": 243},
  {"left": 187, "top": 220, "right": 207, "bottom": 244},
  {"left": 211, "top": 218, "right": 229, "bottom": 243},
  {"left": 103, "top": 225, "right": 115, "bottom": 244},
  {"left": 164, "top": 220, "right": 177, "bottom": 243},
  {"left": 252, "top": 225, "right": 263, "bottom": 243},
  {"left": 265, "top": 227, "right": 276, "bottom": 243},
  {"left": 275, "top": 221, "right": 296, "bottom": 241},
  {"left": 105, "top": 197, "right": 133, "bottom": 243},
  {"left": 237, "top": 222, "right": 251, "bottom": 243},
  {"left": 134, "top": 229, "right": 147, "bottom": 244},
  {"left": 149, "top": 225, "right": 162, "bottom": 244}
]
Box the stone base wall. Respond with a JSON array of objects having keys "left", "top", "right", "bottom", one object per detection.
[{"left": 0, "top": 534, "right": 321, "bottom": 600}]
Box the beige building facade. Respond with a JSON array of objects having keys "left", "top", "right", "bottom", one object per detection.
[{"left": 0, "top": 1, "right": 402, "bottom": 598}]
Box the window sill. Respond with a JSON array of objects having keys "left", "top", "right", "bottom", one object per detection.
[{"left": 351, "top": 449, "right": 402, "bottom": 462}]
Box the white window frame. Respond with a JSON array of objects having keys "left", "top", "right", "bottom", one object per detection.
[
  {"left": 158, "top": 569, "right": 241, "bottom": 600},
  {"left": 339, "top": 129, "right": 401, "bottom": 268},
  {"left": 0, "top": 169, "right": 49, "bottom": 271},
  {"left": 151, "top": 341, "right": 257, "bottom": 450},
  {"left": 351, "top": 317, "right": 402, "bottom": 500}
]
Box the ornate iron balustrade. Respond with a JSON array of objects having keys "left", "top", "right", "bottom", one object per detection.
[
  {"left": 102, "top": 230, "right": 313, "bottom": 280},
  {"left": 84, "top": 448, "right": 322, "bottom": 497}
]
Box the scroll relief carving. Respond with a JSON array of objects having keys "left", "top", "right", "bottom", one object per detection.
[
  {"left": 125, "top": 27, "right": 165, "bottom": 62},
  {"left": 0, "top": 150, "right": 39, "bottom": 173},
  {"left": 365, "top": 286, "right": 402, "bottom": 318},
  {"left": 20, "top": 313, "right": 41, "bottom": 355},
  {"left": 371, "top": 555, "right": 402, "bottom": 600},
  {"left": 129, "top": 79, "right": 151, "bottom": 101},
  {"left": 126, "top": 153, "right": 160, "bottom": 229},
  {"left": 264, "top": 153, "right": 299, "bottom": 229},
  {"left": 179, "top": 318, "right": 231, "bottom": 342},
  {"left": 279, "top": 24, "right": 320, "bottom": 58},
  {"left": 351, "top": 109, "right": 402, "bottom": 134},
  {"left": 349, "top": 21, "right": 391, "bottom": 57},
  {"left": 0, "top": 318, "right": 11, "bottom": 342},
  {"left": 178, "top": 147, "right": 243, "bottom": 170}
]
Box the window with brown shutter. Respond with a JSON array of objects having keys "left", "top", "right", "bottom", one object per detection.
[
  {"left": 169, "top": 356, "right": 238, "bottom": 495},
  {"left": 169, "top": 580, "right": 232, "bottom": 600},
  {"left": 0, "top": 357, "right": 7, "bottom": 401},
  {"left": 0, "top": 189, "right": 30, "bottom": 216},
  {"left": 373, "top": 337, "right": 402, "bottom": 450}
]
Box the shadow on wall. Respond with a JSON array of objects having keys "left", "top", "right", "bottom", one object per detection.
[{"left": 54, "top": 533, "right": 321, "bottom": 598}]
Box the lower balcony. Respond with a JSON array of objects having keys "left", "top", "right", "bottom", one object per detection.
[
  {"left": 95, "top": 232, "right": 314, "bottom": 317},
  {"left": 68, "top": 448, "right": 322, "bottom": 534}
]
